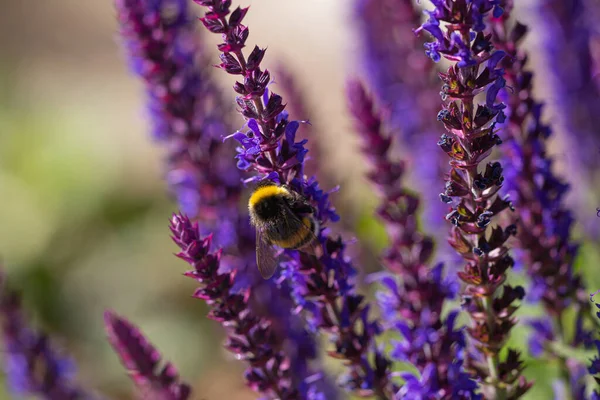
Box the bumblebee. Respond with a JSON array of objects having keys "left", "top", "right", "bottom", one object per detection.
[{"left": 248, "top": 181, "right": 321, "bottom": 279}]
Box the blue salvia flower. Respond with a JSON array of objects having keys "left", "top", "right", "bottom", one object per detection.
[
  {"left": 353, "top": 0, "right": 454, "bottom": 258},
  {"left": 115, "top": 0, "right": 332, "bottom": 397},
  {"left": 347, "top": 80, "right": 479, "bottom": 399},
  {"left": 489, "top": 3, "right": 599, "bottom": 394},
  {"left": 104, "top": 311, "right": 191, "bottom": 400},
  {"left": 191, "top": 0, "right": 396, "bottom": 397},
  {"left": 416, "top": 0, "right": 531, "bottom": 398},
  {"left": 0, "top": 271, "right": 100, "bottom": 400}
]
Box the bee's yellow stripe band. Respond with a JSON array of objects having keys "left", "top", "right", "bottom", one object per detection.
[
  {"left": 270, "top": 217, "right": 312, "bottom": 249},
  {"left": 248, "top": 185, "right": 289, "bottom": 208}
]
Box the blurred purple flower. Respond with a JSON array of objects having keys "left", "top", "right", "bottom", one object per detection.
[
  {"left": 104, "top": 311, "right": 191, "bottom": 400},
  {"left": 552, "top": 359, "right": 590, "bottom": 400},
  {"left": 347, "top": 80, "right": 479, "bottom": 399},
  {"left": 490, "top": 3, "right": 598, "bottom": 393},
  {"left": 115, "top": 0, "right": 239, "bottom": 238},
  {"left": 536, "top": 0, "right": 600, "bottom": 173},
  {"left": 535, "top": 0, "right": 600, "bottom": 238},
  {"left": 354, "top": 0, "right": 439, "bottom": 145},
  {"left": 0, "top": 272, "right": 99, "bottom": 400},
  {"left": 191, "top": 1, "right": 396, "bottom": 397},
  {"left": 528, "top": 318, "right": 555, "bottom": 357},
  {"left": 417, "top": 1, "right": 530, "bottom": 398},
  {"left": 353, "top": 0, "right": 453, "bottom": 258}
]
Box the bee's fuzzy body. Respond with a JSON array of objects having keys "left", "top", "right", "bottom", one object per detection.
[{"left": 248, "top": 183, "right": 318, "bottom": 250}]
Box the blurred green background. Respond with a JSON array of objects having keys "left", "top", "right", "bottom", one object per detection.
[{"left": 0, "top": 0, "right": 599, "bottom": 399}]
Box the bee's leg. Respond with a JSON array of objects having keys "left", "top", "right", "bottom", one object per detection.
[{"left": 299, "top": 241, "right": 323, "bottom": 258}]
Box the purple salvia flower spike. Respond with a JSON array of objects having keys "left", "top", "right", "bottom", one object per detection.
[
  {"left": 417, "top": 1, "right": 531, "bottom": 398},
  {"left": 0, "top": 271, "right": 99, "bottom": 400},
  {"left": 353, "top": 0, "right": 454, "bottom": 260},
  {"left": 170, "top": 215, "right": 335, "bottom": 400},
  {"left": 191, "top": 1, "right": 395, "bottom": 397},
  {"left": 115, "top": 0, "right": 237, "bottom": 233},
  {"left": 489, "top": 2, "right": 599, "bottom": 395},
  {"left": 115, "top": 0, "right": 332, "bottom": 397},
  {"left": 104, "top": 310, "right": 191, "bottom": 400},
  {"left": 347, "top": 80, "right": 479, "bottom": 399},
  {"left": 354, "top": 0, "right": 439, "bottom": 144},
  {"left": 535, "top": 0, "right": 600, "bottom": 175},
  {"left": 532, "top": 0, "right": 600, "bottom": 239}
]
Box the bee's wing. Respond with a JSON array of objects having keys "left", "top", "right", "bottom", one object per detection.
[{"left": 256, "top": 229, "right": 278, "bottom": 279}]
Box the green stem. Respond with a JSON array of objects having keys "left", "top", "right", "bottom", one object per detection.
[{"left": 481, "top": 296, "right": 506, "bottom": 400}]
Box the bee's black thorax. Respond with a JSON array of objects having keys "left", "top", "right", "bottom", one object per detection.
[{"left": 252, "top": 196, "right": 286, "bottom": 221}]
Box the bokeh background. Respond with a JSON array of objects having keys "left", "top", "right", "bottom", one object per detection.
[{"left": 0, "top": 0, "right": 599, "bottom": 399}]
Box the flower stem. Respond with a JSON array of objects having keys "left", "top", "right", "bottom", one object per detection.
[
  {"left": 482, "top": 295, "right": 505, "bottom": 399},
  {"left": 555, "top": 315, "right": 573, "bottom": 398}
]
